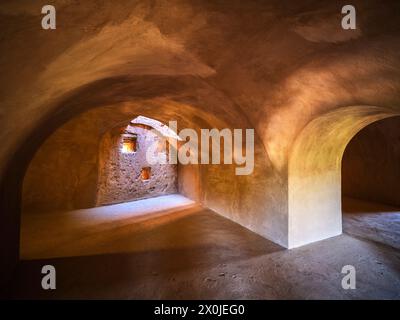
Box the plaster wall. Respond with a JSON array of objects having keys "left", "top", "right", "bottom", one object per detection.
[{"left": 342, "top": 117, "right": 400, "bottom": 207}]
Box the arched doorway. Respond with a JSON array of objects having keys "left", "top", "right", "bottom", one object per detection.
[
  {"left": 342, "top": 116, "right": 400, "bottom": 249},
  {"left": 96, "top": 116, "right": 180, "bottom": 206},
  {"left": 19, "top": 107, "right": 199, "bottom": 260}
]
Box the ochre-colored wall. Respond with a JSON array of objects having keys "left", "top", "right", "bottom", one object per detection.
[
  {"left": 342, "top": 117, "right": 400, "bottom": 207},
  {"left": 178, "top": 163, "right": 201, "bottom": 202}
]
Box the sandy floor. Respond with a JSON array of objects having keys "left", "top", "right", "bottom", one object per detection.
[
  {"left": 12, "top": 195, "right": 400, "bottom": 299},
  {"left": 20, "top": 194, "right": 198, "bottom": 260}
]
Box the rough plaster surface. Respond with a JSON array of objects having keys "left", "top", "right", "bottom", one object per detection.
[
  {"left": 21, "top": 102, "right": 283, "bottom": 248},
  {"left": 97, "top": 125, "right": 177, "bottom": 206}
]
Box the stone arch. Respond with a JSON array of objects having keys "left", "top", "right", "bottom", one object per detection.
[
  {"left": 1, "top": 71, "right": 279, "bottom": 291},
  {"left": 342, "top": 116, "right": 400, "bottom": 207},
  {"left": 288, "top": 105, "right": 400, "bottom": 248}
]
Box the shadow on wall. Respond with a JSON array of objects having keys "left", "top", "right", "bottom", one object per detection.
[{"left": 342, "top": 197, "right": 400, "bottom": 213}]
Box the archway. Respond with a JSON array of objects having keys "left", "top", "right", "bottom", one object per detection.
[
  {"left": 288, "top": 106, "right": 400, "bottom": 248},
  {"left": 8, "top": 89, "right": 290, "bottom": 299},
  {"left": 341, "top": 116, "right": 400, "bottom": 249},
  {"left": 18, "top": 102, "right": 205, "bottom": 260}
]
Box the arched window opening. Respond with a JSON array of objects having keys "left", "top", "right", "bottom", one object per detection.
[
  {"left": 141, "top": 167, "right": 151, "bottom": 181},
  {"left": 96, "top": 116, "right": 178, "bottom": 206}
]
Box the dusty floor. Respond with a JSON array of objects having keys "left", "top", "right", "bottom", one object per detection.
[
  {"left": 11, "top": 195, "right": 400, "bottom": 299},
  {"left": 342, "top": 197, "right": 400, "bottom": 250}
]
